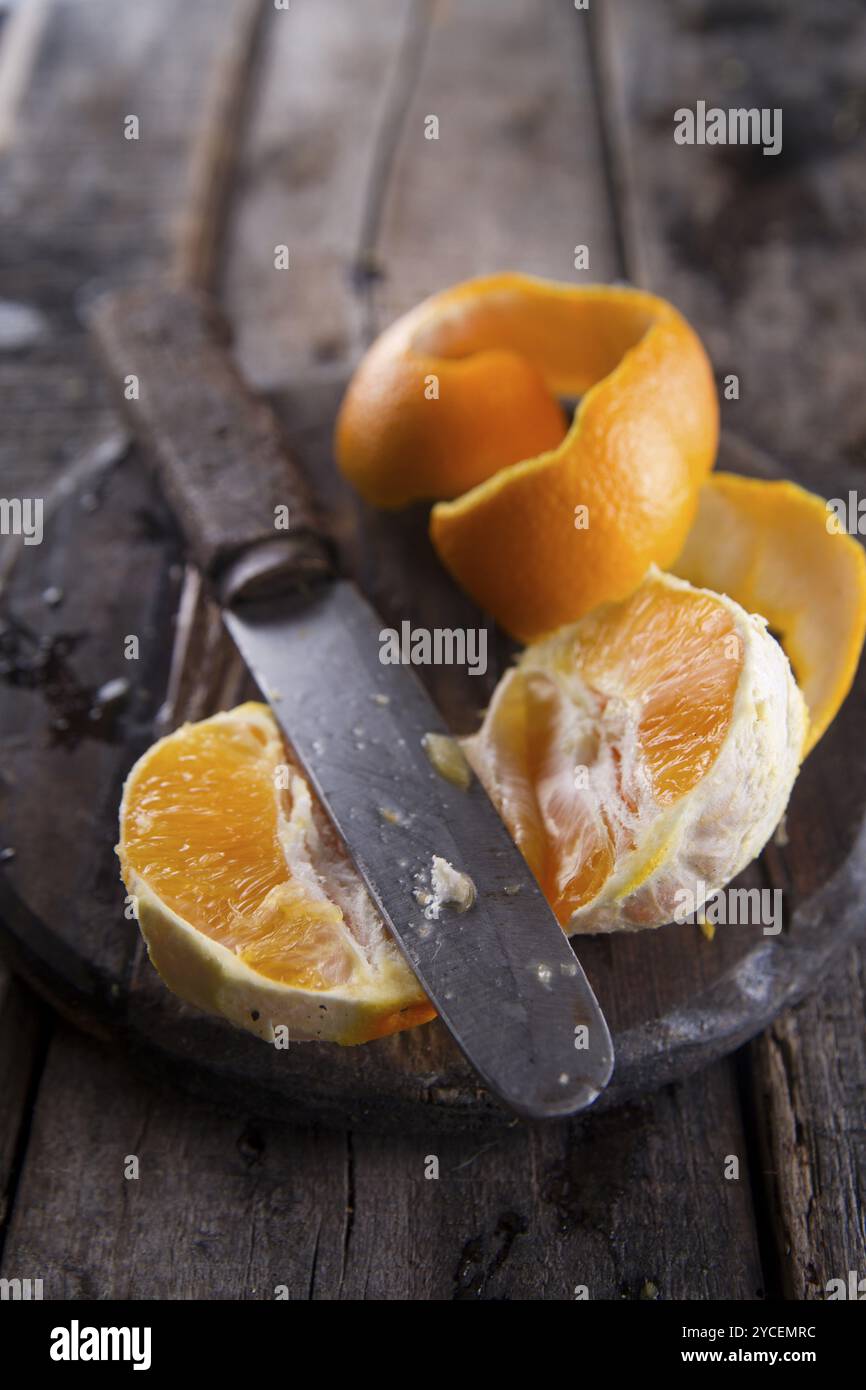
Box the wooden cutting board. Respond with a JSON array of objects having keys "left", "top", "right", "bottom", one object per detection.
[{"left": 0, "top": 414, "right": 864, "bottom": 1132}]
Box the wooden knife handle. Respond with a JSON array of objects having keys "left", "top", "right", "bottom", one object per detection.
[{"left": 87, "top": 283, "right": 335, "bottom": 605}]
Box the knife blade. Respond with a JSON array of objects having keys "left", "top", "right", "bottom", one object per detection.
[{"left": 89, "top": 283, "right": 614, "bottom": 1119}]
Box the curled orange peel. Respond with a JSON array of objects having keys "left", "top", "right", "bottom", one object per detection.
[
  {"left": 672, "top": 472, "right": 866, "bottom": 755},
  {"left": 336, "top": 273, "right": 718, "bottom": 640}
]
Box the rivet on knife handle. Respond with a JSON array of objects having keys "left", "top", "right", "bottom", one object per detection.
[{"left": 86, "top": 283, "right": 335, "bottom": 604}]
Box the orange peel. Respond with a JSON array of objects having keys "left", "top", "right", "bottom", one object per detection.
[
  {"left": 336, "top": 273, "right": 718, "bottom": 640},
  {"left": 672, "top": 473, "right": 866, "bottom": 754}
]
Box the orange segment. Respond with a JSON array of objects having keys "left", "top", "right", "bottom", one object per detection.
[
  {"left": 474, "top": 667, "right": 616, "bottom": 924},
  {"left": 118, "top": 703, "right": 434, "bottom": 1043},
  {"left": 671, "top": 473, "right": 866, "bottom": 753},
  {"left": 464, "top": 570, "right": 805, "bottom": 932},
  {"left": 574, "top": 578, "right": 743, "bottom": 806},
  {"left": 122, "top": 714, "right": 354, "bottom": 989}
]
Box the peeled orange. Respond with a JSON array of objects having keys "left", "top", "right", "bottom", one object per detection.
[
  {"left": 118, "top": 703, "right": 434, "bottom": 1044},
  {"left": 464, "top": 569, "right": 806, "bottom": 933},
  {"left": 672, "top": 473, "right": 866, "bottom": 754}
]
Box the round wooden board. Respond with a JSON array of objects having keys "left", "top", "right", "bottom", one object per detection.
[{"left": 1, "top": 411, "right": 864, "bottom": 1133}]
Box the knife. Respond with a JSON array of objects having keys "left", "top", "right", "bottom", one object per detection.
[{"left": 88, "top": 284, "right": 614, "bottom": 1120}]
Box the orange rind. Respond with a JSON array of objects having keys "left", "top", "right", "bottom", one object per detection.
[
  {"left": 337, "top": 273, "right": 718, "bottom": 640},
  {"left": 672, "top": 473, "right": 866, "bottom": 754}
]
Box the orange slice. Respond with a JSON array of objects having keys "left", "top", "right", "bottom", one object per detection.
[
  {"left": 336, "top": 273, "right": 718, "bottom": 639},
  {"left": 671, "top": 473, "right": 866, "bottom": 754},
  {"left": 118, "top": 702, "right": 434, "bottom": 1044},
  {"left": 464, "top": 569, "right": 806, "bottom": 933}
]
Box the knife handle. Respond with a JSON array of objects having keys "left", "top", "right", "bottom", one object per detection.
[{"left": 87, "top": 283, "right": 335, "bottom": 605}]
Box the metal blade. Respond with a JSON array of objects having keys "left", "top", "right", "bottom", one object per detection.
[{"left": 225, "top": 581, "right": 613, "bottom": 1119}]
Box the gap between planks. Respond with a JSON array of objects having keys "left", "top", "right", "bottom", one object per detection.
[{"left": 172, "top": 0, "right": 270, "bottom": 293}]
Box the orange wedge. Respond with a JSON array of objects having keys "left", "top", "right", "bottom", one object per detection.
[
  {"left": 336, "top": 273, "right": 718, "bottom": 640},
  {"left": 671, "top": 473, "right": 866, "bottom": 754},
  {"left": 118, "top": 703, "right": 434, "bottom": 1044},
  {"left": 464, "top": 569, "right": 806, "bottom": 933}
]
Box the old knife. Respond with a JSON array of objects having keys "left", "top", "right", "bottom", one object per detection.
[{"left": 89, "top": 284, "right": 614, "bottom": 1120}]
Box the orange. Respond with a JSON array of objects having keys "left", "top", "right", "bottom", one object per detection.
[
  {"left": 118, "top": 703, "right": 434, "bottom": 1044},
  {"left": 672, "top": 474, "right": 866, "bottom": 753},
  {"left": 336, "top": 273, "right": 718, "bottom": 640},
  {"left": 464, "top": 569, "right": 806, "bottom": 933}
]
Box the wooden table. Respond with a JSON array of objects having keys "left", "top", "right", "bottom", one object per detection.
[{"left": 1, "top": 0, "right": 864, "bottom": 1299}]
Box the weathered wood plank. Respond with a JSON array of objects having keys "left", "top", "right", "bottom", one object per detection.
[
  {"left": 0, "top": 0, "right": 262, "bottom": 516},
  {"left": 747, "top": 943, "right": 866, "bottom": 1299},
  {"left": 0, "top": 0, "right": 52, "bottom": 151},
  {"left": 0, "top": 966, "right": 48, "bottom": 1249},
  {"left": 597, "top": 0, "right": 866, "bottom": 469},
  {"left": 342, "top": 1060, "right": 763, "bottom": 1300},
  {"left": 173, "top": 0, "right": 266, "bottom": 292},
  {"left": 0, "top": 1023, "right": 349, "bottom": 1299},
  {"left": 1, "top": 1021, "right": 761, "bottom": 1299},
  {"left": 373, "top": 0, "right": 622, "bottom": 326},
  {"left": 221, "top": 0, "right": 422, "bottom": 389}
]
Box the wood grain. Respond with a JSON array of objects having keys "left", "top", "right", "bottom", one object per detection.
[
  {"left": 0, "top": 0, "right": 264, "bottom": 534},
  {"left": 0, "top": 967, "right": 48, "bottom": 1256},
  {"left": 172, "top": 0, "right": 267, "bottom": 292},
  {"left": 598, "top": 0, "right": 866, "bottom": 471},
  {"left": 0, "top": 1019, "right": 761, "bottom": 1299},
  {"left": 747, "top": 946, "right": 866, "bottom": 1299},
  {"left": 372, "top": 0, "right": 623, "bottom": 326},
  {"left": 220, "top": 0, "right": 424, "bottom": 389}
]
